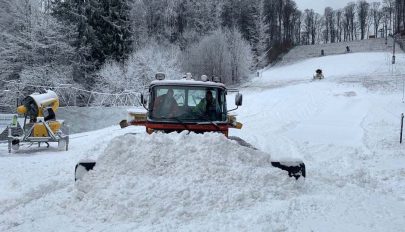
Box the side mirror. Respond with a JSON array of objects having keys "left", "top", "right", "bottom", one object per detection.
[
  {"left": 140, "top": 93, "right": 147, "bottom": 105},
  {"left": 235, "top": 93, "right": 243, "bottom": 106}
]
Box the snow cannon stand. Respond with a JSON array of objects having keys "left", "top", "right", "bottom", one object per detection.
[{"left": 7, "top": 90, "right": 69, "bottom": 153}]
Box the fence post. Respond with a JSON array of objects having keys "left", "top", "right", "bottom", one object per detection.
[{"left": 401, "top": 113, "right": 404, "bottom": 144}]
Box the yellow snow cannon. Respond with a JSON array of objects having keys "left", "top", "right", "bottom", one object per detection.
[
  {"left": 8, "top": 90, "right": 69, "bottom": 153},
  {"left": 313, "top": 69, "right": 324, "bottom": 80}
]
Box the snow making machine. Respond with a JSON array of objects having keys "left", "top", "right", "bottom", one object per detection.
[
  {"left": 313, "top": 69, "right": 324, "bottom": 80},
  {"left": 7, "top": 90, "right": 69, "bottom": 153},
  {"left": 75, "top": 73, "right": 306, "bottom": 181}
]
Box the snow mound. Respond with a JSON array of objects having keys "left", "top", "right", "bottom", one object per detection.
[{"left": 73, "top": 132, "right": 298, "bottom": 227}]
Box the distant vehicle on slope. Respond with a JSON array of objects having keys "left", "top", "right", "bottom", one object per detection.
[{"left": 75, "top": 73, "right": 306, "bottom": 181}]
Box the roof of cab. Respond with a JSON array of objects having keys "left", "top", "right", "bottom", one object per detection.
[{"left": 150, "top": 79, "right": 226, "bottom": 88}]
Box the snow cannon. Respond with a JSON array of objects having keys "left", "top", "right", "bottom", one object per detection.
[
  {"left": 7, "top": 90, "right": 69, "bottom": 153},
  {"left": 75, "top": 73, "right": 306, "bottom": 182},
  {"left": 313, "top": 69, "right": 324, "bottom": 80},
  {"left": 17, "top": 90, "right": 59, "bottom": 122}
]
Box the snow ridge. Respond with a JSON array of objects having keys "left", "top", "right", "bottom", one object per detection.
[{"left": 73, "top": 132, "right": 299, "bottom": 229}]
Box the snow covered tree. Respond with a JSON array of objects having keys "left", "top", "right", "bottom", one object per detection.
[
  {"left": 95, "top": 41, "right": 182, "bottom": 100},
  {"left": 221, "top": 0, "right": 239, "bottom": 29},
  {"left": 0, "top": 0, "right": 81, "bottom": 107},
  {"left": 87, "top": 0, "right": 133, "bottom": 64},
  {"left": 225, "top": 28, "right": 253, "bottom": 83},
  {"left": 52, "top": 0, "right": 99, "bottom": 87},
  {"left": 182, "top": 29, "right": 252, "bottom": 84},
  {"left": 52, "top": 0, "right": 133, "bottom": 89},
  {"left": 253, "top": 0, "right": 270, "bottom": 66},
  {"left": 0, "top": 0, "right": 76, "bottom": 85},
  {"left": 182, "top": 30, "right": 231, "bottom": 83}
]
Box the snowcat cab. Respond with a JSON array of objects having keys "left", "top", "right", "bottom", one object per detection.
[
  {"left": 75, "top": 73, "right": 305, "bottom": 181},
  {"left": 123, "top": 73, "right": 243, "bottom": 137}
]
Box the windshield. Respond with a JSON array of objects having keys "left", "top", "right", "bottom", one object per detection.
[{"left": 149, "top": 85, "right": 227, "bottom": 122}]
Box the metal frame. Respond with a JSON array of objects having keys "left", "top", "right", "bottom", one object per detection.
[{"left": 7, "top": 119, "right": 69, "bottom": 153}]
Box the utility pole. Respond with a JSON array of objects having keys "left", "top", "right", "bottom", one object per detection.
[
  {"left": 392, "top": 34, "right": 396, "bottom": 64},
  {"left": 401, "top": 113, "right": 404, "bottom": 144}
]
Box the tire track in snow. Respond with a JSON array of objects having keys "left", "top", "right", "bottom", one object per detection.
[
  {"left": 0, "top": 180, "right": 70, "bottom": 231},
  {"left": 0, "top": 180, "right": 70, "bottom": 214}
]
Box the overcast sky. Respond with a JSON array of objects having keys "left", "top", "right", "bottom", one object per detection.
[{"left": 294, "top": 0, "right": 379, "bottom": 14}]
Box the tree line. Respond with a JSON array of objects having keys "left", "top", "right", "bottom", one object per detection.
[{"left": 0, "top": 0, "right": 404, "bottom": 104}]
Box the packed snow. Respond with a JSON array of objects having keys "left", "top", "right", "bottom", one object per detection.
[{"left": 1, "top": 51, "right": 405, "bottom": 231}]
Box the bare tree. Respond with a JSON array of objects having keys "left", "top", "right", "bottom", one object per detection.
[
  {"left": 394, "top": 0, "right": 405, "bottom": 33},
  {"left": 282, "top": 0, "right": 297, "bottom": 42},
  {"left": 324, "top": 7, "right": 333, "bottom": 43},
  {"left": 383, "top": 0, "right": 395, "bottom": 33},
  {"left": 344, "top": 2, "right": 356, "bottom": 41},
  {"left": 336, "top": 9, "right": 343, "bottom": 42},
  {"left": 292, "top": 9, "right": 302, "bottom": 44},
  {"left": 371, "top": 2, "right": 383, "bottom": 37},
  {"left": 382, "top": 0, "right": 395, "bottom": 36},
  {"left": 303, "top": 9, "right": 315, "bottom": 45},
  {"left": 357, "top": 0, "right": 370, "bottom": 40}
]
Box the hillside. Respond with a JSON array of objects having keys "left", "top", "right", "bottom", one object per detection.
[
  {"left": 1, "top": 50, "right": 405, "bottom": 231},
  {"left": 279, "top": 38, "right": 399, "bottom": 65}
]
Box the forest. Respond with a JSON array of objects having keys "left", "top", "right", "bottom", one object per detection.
[{"left": 0, "top": 0, "right": 404, "bottom": 106}]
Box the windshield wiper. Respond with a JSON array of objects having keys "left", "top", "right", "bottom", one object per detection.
[
  {"left": 156, "top": 116, "right": 189, "bottom": 131},
  {"left": 171, "top": 116, "right": 190, "bottom": 131},
  {"left": 155, "top": 115, "right": 222, "bottom": 132},
  {"left": 196, "top": 115, "right": 222, "bottom": 131}
]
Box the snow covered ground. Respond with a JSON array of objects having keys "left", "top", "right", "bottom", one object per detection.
[
  {"left": 279, "top": 38, "right": 390, "bottom": 65},
  {"left": 1, "top": 51, "right": 405, "bottom": 231}
]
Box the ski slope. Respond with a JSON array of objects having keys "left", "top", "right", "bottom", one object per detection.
[{"left": 1, "top": 51, "right": 405, "bottom": 231}]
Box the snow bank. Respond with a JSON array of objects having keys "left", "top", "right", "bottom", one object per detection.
[{"left": 73, "top": 132, "right": 298, "bottom": 228}]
